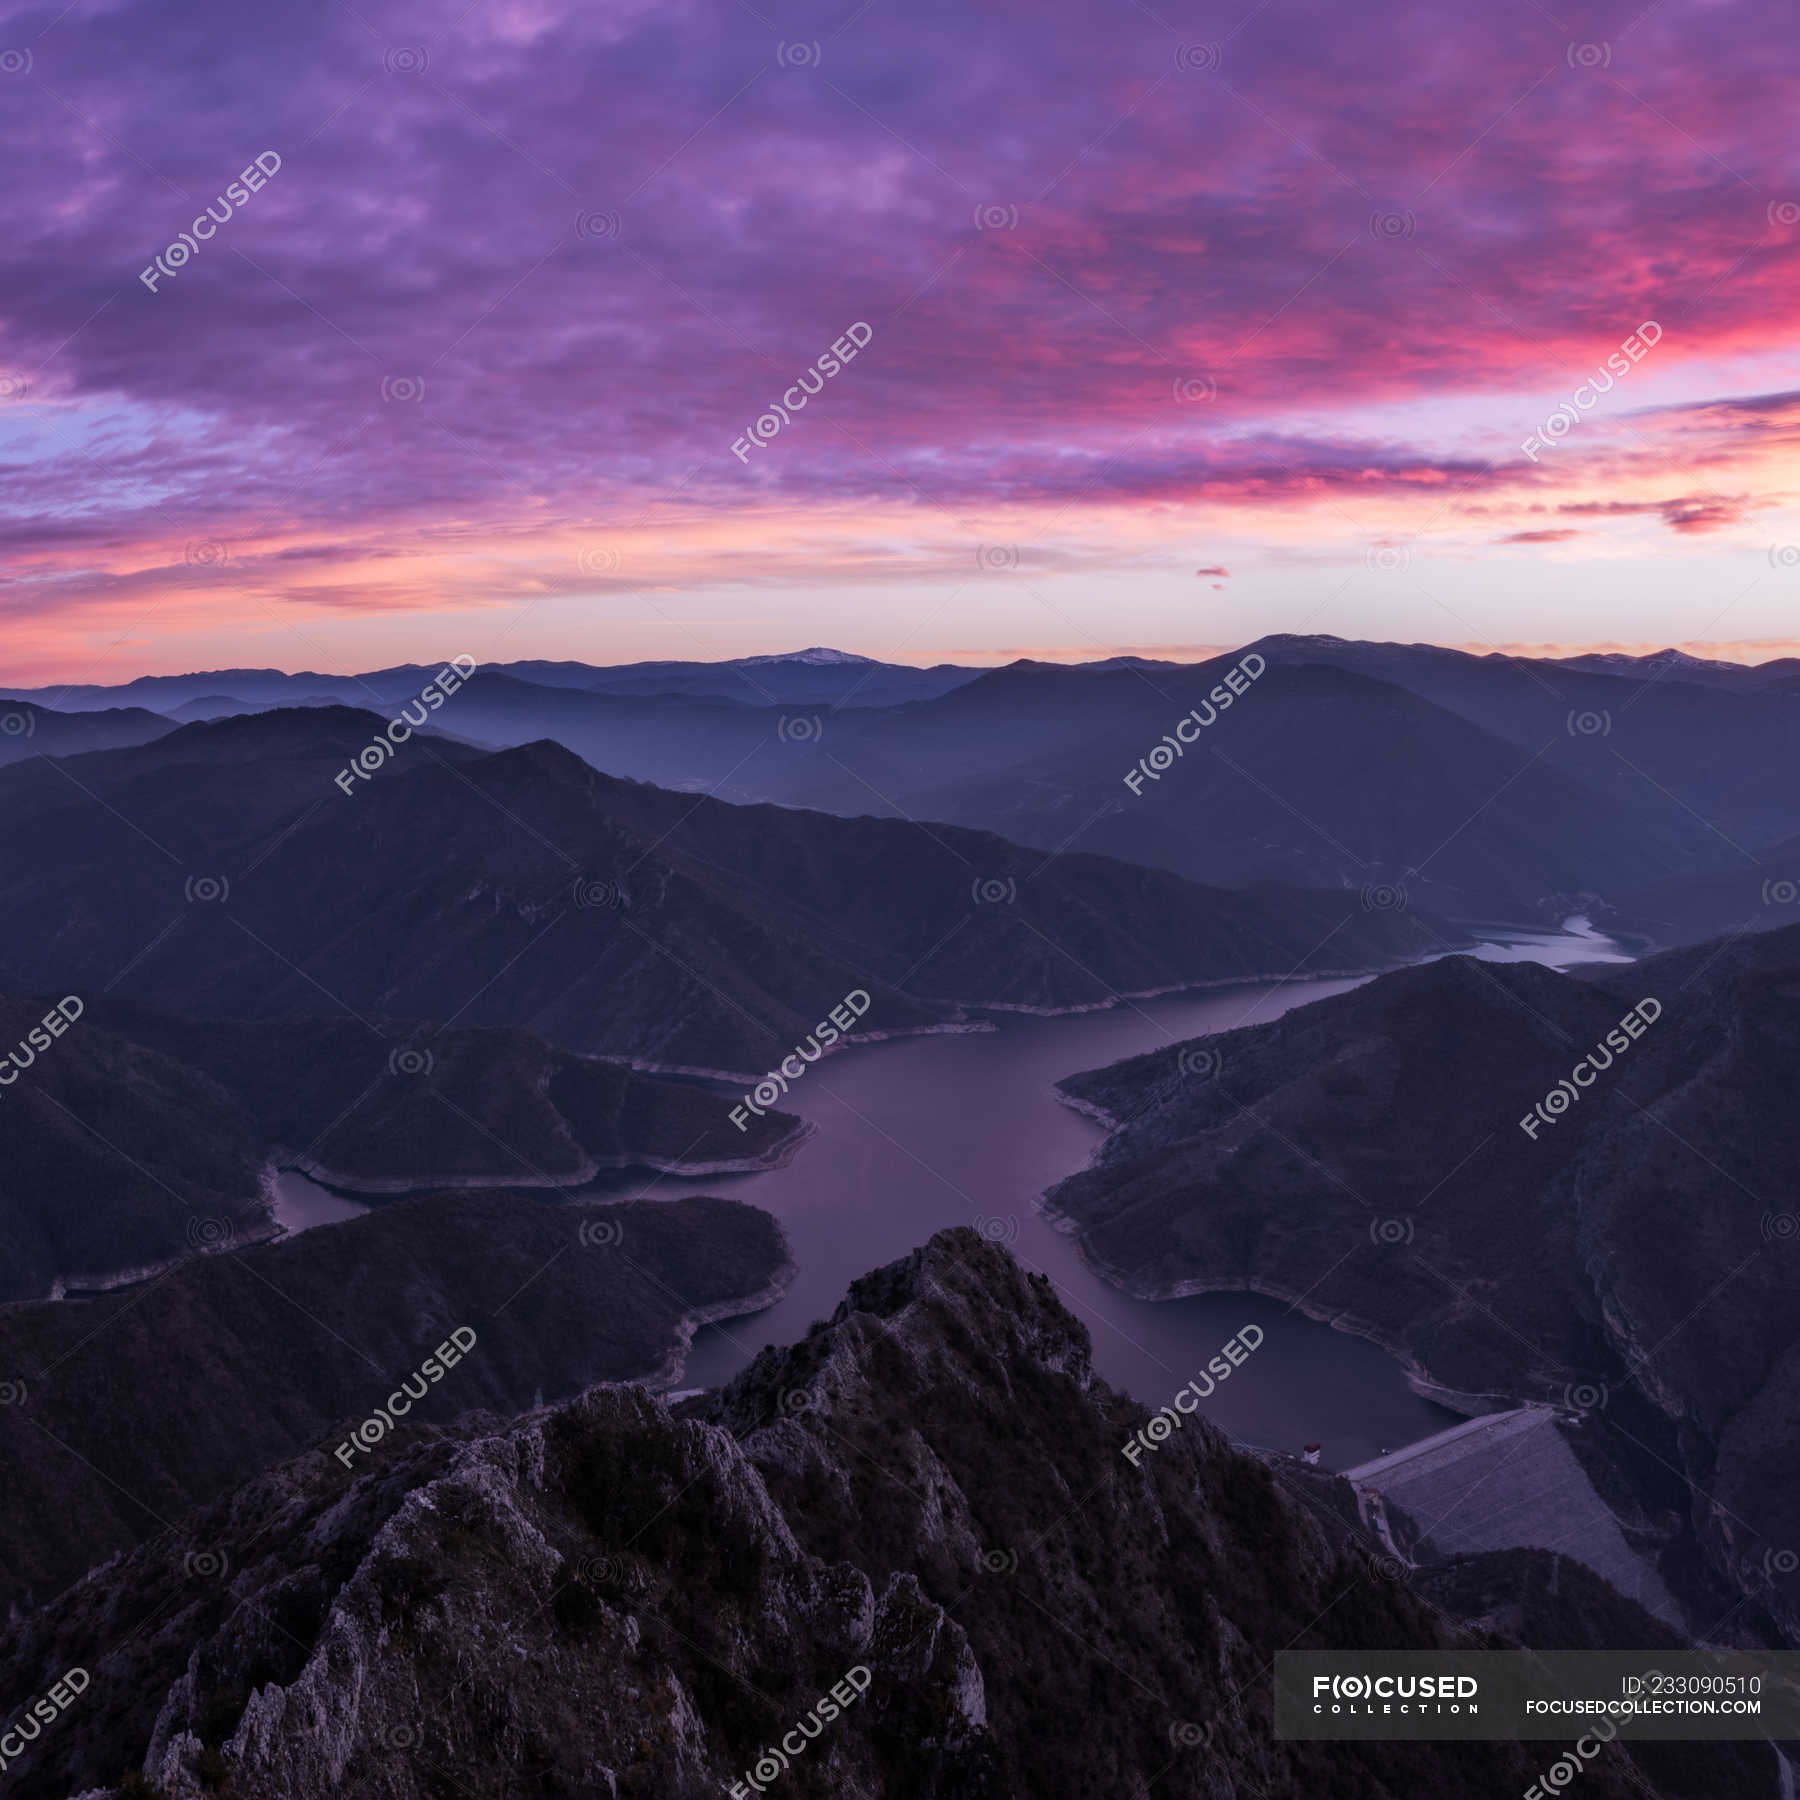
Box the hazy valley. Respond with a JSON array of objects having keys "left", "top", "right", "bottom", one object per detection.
[{"left": 0, "top": 641, "right": 1796, "bottom": 1797}]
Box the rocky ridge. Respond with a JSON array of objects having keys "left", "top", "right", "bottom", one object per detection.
[{"left": 0, "top": 1232, "right": 1763, "bottom": 1800}]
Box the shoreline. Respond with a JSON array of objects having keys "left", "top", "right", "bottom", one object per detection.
[
  {"left": 571, "top": 937, "right": 1549, "bottom": 1064},
  {"left": 910, "top": 915, "right": 1611, "bottom": 1024},
  {"left": 638, "top": 1250, "right": 801, "bottom": 1393},
  {"left": 1056, "top": 1227, "right": 1514, "bottom": 1417},
  {"left": 273, "top": 1118, "right": 819, "bottom": 1202},
  {"left": 588, "top": 1019, "right": 998, "bottom": 1086},
  {"left": 922, "top": 950, "right": 1470, "bottom": 1020},
  {"left": 1038, "top": 1084, "right": 1517, "bottom": 1419},
  {"left": 1029, "top": 914, "right": 1640, "bottom": 1412},
  {"left": 45, "top": 1217, "right": 283, "bottom": 1303}
]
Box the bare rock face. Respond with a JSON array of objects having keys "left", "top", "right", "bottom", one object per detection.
[{"left": 1, "top": 1232, "right": 1763, "bottom": 1800}]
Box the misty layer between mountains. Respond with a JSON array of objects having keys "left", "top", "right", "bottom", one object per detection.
[{"left": 0, "top": 641, "right": 1796, "bottom": 1800}]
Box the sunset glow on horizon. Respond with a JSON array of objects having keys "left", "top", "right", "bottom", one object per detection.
[{"left": 5, "top": 0, "right": 1800, "bottom": 683}]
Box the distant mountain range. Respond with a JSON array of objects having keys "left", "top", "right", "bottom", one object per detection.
[
  {"left": 1605, "top": 845, "right": 1800, "bottom": 950},
  {"left": 2, "top": 639, "right": 1796, "bottom": 1791},
  {"left": 0, "top": 696, "right": 173, "bottom": 766},
  {"left": 10, "top": 637, "right": 1786, "bottom": 929},
  {"left": 1246, "top": 636, "right": 1800, "bottom": 857},
  {"left": 1551, "top": 646, "right": 1800, "bottom": 689},
  {"left": 0, "top": 647, "right": 982, "bottom": 716},
  {"left": 1047, "top": 920, "right": 1800, "bottom": 1643},
  {"left": 0, "top": 707, "right": 1448, "bottom": 1075}
]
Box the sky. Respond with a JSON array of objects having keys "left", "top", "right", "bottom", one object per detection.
[{"left": 3, "top": 0, "right": 1800, "bottom": 682}]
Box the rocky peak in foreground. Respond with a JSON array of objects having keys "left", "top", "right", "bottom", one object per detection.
[{"left": 0, "top": 1233, "right": 1759, "bottom": 1800}]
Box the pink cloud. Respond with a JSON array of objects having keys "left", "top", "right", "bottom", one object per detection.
[{"left": 1, "top": 0, "right": 1799, "bottom": 670}]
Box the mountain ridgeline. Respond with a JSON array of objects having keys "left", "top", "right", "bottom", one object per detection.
[
  {"left": 9, "top": 638, "right": 1794, "bottom": 934},
  {"left": 0, "top": 642, "right": 1793, "bottom": 1798},
  {"left": 0, "top": 706, "right": 1449, "bottom": 1077},
  {"left": 1048, "top": 922, "right": 1800, "bottom": 1644},
  {"left": 0, "top": 993, "right": 804, "bottom": 1303},
  {"left": 0, "top": 1233, "right": 1755, "bottom": 1800}
]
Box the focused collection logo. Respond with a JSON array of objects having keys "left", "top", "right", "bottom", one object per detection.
[{"left": 1311, "top": 1672, "right": 1479, "bottom": 1713}]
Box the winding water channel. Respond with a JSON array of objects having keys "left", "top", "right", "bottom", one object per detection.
[{"left": 276, "top": 922, "right": 1631, "bottom": 1472}]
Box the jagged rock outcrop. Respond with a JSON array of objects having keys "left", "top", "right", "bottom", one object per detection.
[{"left": 0, "top": 1232, "right": 1762, "bottom": 1799}]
